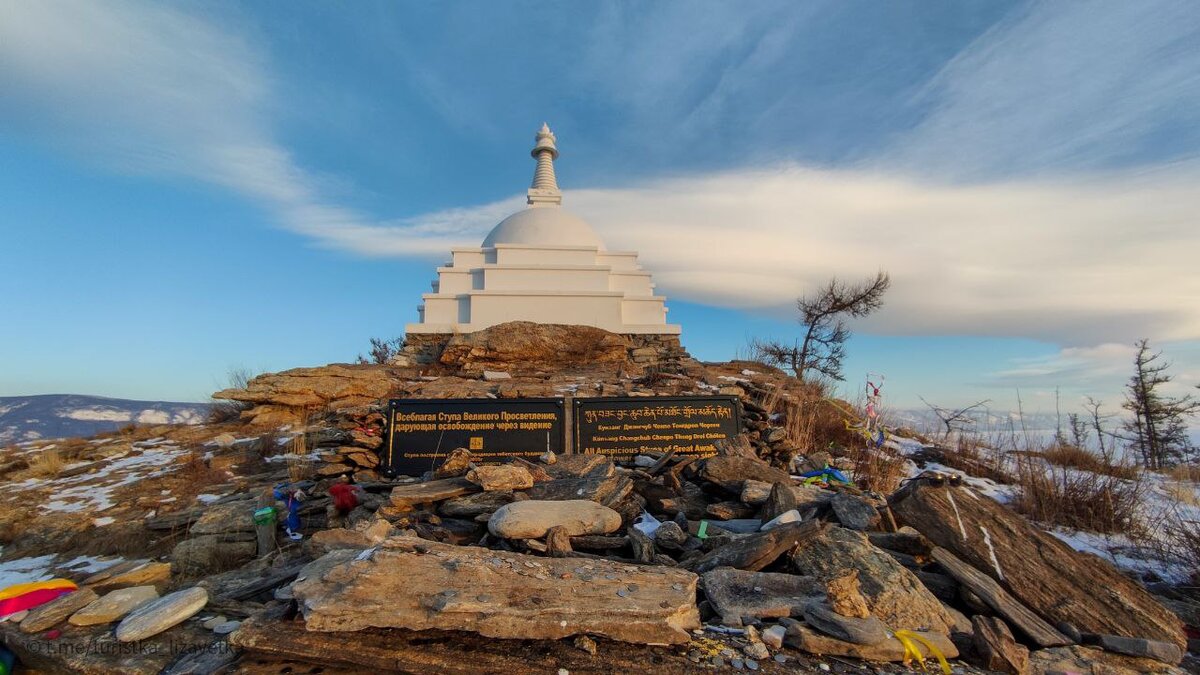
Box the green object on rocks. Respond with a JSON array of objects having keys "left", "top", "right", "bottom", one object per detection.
[{"left": 253, "top": 507, "right": 276, "bottom": 526}]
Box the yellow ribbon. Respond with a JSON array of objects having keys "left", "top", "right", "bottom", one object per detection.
[{"left": 893, "top": 630, "right": 951, "bottom": 675}]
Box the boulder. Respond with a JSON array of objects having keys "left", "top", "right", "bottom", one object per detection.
[
  {"left": 291, "top": 535, "right": 700, "bottom": 645},
  {"left": 467, "top": 464, "right": 534, "bottom": 491},
  {"left": 802, "top": 601, "right": 890, "bottom": 645},
  {"left": 20, "top": 588, "right": 98, "bottom": 633},
  {"left": 701, "top": 567, "right": 822, "bottom": 626},
  {"left": 699, "top": 456, "right": 791, "bottom": 492},
  {"left": 438, "top": 322, "right": 631, "bottom": 372},
  {"left": 488, "top": 500, "right": 621, "bottom": 539},
  {"left": 790, "top": 526, "right": 958, "bottom": 635},
  {"left": 69, "top": 586, "right": 160, "bottom": 626},
  {"left": 115, "top": 587, "right": 209, "bottom": 642},
  {"left": 171, "top": 535, "right": 256, "bottom": 575},
  {"left": 830, "top": 492, "right": 881, "bottom": 531},
  {"left": 189, "top": 501, "right": 255, "bottom": 535},
  {"left": 892, "top": 479, "right": 1186, "bottom": 652}
]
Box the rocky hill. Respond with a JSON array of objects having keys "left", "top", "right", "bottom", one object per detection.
[
  {"left": 0, "top": 322, "right": 1196, "bottom": 674},
  {"left": 0, "top": 394, "right": 207, "bottom": 444}
]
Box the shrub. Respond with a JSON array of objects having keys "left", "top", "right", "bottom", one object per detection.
[
  {"left": 1040, "top": 443, "right": 1140, "bottom": 480},
  {"left": 1010, "top": 453, "right": 1144, "bottom": 535}
]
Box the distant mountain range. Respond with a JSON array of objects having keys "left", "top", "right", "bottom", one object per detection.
[{"left": 0, "top": 394, "right": 209, "bottom": 444}]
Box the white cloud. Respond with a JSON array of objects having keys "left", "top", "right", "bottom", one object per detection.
[
  {"left": 0, "top": 0, "right": 375, "bottom": 245},
  {"left": 357, "top": 165, "right": 1200, "bottom": 347}
]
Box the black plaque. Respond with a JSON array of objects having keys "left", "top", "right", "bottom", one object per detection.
[
  {"left": 382, "top": 398, "right": 565, "bottom": 477},
  {"left": 573, "top": 396, "right": 741, "bottom": 461}
]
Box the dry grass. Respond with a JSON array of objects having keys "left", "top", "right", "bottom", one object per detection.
[
  {"left": 27, "top": 448, "right": 65, "bottom": 477},
  {"left": 1010, "top": 452, "right": 1144, "bottom": 535},
  {"left": 1167, "top": 464, "right": 1200, "bottom": 483},
  {"left": 845, "top": 445, "right": 908, "bottom": 494},
  {"left": 1039, "top": 443, "right": 1140, "bottom": 480}
]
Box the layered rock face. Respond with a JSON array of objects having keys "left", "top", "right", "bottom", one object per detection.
[
  {"left": 291, "top": 535, "right": 700, "bottom": 645},
  {"left": 437, "top": 321, "right": 633, "bottom": 372}
]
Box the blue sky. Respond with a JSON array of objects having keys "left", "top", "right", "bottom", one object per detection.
[{"left": 1, "top": 1, "right": 1198, "bottom": 422}]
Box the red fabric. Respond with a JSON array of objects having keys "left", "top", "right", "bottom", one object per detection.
[
  {"left": 0, "top": 588, "right": 74, "bottom": 617},
  {"left": 329, "top": 483, "right": 361, "bottom": 514}
]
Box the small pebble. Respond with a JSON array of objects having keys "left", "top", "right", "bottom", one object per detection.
[
  {"left": 626, "top": 583, "right": 638, "bottom": 592},
  {"left": 746, "top": 660, "right": 759, "bottom": 671},
  {"left": 731, "top": 657, "right": 745, "bottom": 670},
  {"left": 616, "top": 589, "right": 629, "bottom": 598},
  {"left": 476, "top": 594, "right": 491, "bottom": 602},
  {"left": 213, "top": 620, "right": 241, "bottom": 635},
  {"left": 773, "top": 654, "right": 787, "bottom": 664},
  {"left": 819, "top": 664, "right": 831, "bottom": 672},
  {"left": 573, "top": 635, "right": 597, "bottom": 656},
  {"left": 710, "top": 656, "right": 725, "bottom": 668}
]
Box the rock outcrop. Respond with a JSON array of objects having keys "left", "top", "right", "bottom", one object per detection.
[
  {"left": 892, "top": 478, "right": 1186, "bottom": 653},
  {"left": 213, "top": 364, "right": 398, "bottom": 425},
  {"left": 290, "top": 535, "right": 700, "bottom": 644},
  {"left": 790, "top": 526, "right": 959, "bottom": 636},
  {"left": 438, "top": 322, "right": 631, "bottom": 373}
]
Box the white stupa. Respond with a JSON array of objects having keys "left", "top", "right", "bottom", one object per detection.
[{"left": 406, "top": 124, "right": 680, "bottom": 336}]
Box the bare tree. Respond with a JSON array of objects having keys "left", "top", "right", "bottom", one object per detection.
[
  {"left": 1084, "top": 397, "right": 1116, "bottom": 461},
  {"left": 753, "top": 271, "right": 890, "bottom": 381},
  {"left": 919, "top": 396, "right": 991, "bottom": 438},
  {"left": 1122, "top": 339, "right": 1199, "bottom": 469},
  {"left": 358, "top": 337, "right": 404, "bottom": 365}
]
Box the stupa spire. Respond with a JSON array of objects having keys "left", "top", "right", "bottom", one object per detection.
[{"left": 526, "top": 122, "right": 562, "bottom": 206}]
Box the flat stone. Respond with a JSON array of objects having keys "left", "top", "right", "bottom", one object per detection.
[
  {"left": 1096, "top": 634, "right": 1183, "bottom": 665},
  {"left": 781, "top": 620, "right": 958, "bottom": 661},
  {"left": 213, "top": 620, "right": 241, "bottom": 634},
  {"left": 801, "top": 601, "right": 889, "bottom": 645},
  {"left": 86, "top": 561, "right": 172, "bottom": 593},
  {"left": 291, "top": 535, "right": 700, "bottom": 645},
  {"left": 115, "top": 587, "right": 209, "bottom": 642},
  {"left": 189, "top": 500, "right": 256, "bottom": 535},
  {"left": 389, "top": 477, "right": 478, "bottom": 507},
  {"left": 482, "top": 370, "right": 512, "bottom": 381},
  {"left": 69, "top": 586, "right": 159, "bottom": 626},
  {"left": 700, "top": 456, "right": 790, "bottom": 492},
  {"left": 439, "top": 491, "right": 514, "bottom": 518},
  {"left": 20, "top": 588, "right": 98, "bottom": 633},
  {"left": 830, "top": 493, "right": 881, "bottom": 531},
  {"left": 467, "top": 464, "right": 534, "bottom": 491},
  {"left": 488, "top": 500, "right": 621, "bottom": 539},
  {"left": 701, "top": 567, "right": 822, "bottom": 626}
]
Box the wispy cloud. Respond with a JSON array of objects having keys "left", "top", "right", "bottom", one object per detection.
[
  {"left": 2, "top": 1, "right": 1198, "bottom": 354},
  {"left": 0, "top": 0, "right": 376, "bottom": 246},
  {"left": 885, "top": 1, "right": 1200, "bottom": 178}
]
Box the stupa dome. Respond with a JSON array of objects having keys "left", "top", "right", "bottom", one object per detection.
[{"left": 482, "top": 207, "right": 604, "bottom": 248}]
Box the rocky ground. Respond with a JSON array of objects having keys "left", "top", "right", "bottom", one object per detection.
[{"left": 1, "top": 323, "right": 1198, "bottom": 674}]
